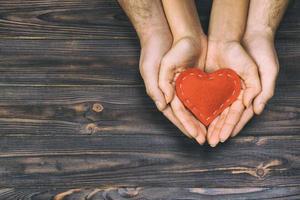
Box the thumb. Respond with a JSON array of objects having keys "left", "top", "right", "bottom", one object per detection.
[
  {"left": 245, "top": 39, "right": 279, "bottom": 114},
  {"left": 242, "top": 64, "right": 261, "bottom": 108},
  {"left": 159, "top": 38, "right": 200, "bottom": 103},
  {"left": 253, "top": 67, "right": 278, "bottom": 115},
  {"left": 141, "top": 68, "right": 167, "bottom": 111},
  {"left": 140, "top": 59, "right": 167, "bottom": 111}
]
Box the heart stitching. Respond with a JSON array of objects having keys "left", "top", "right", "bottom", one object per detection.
[{"left": 176, "top": 68, "right": 241, "bottom": 126}]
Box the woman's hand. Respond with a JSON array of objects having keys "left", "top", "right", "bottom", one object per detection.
[
  {"left": 159, "top": 0, "right": 208, "bottom": 144},
  {"left": 140, "top": 29, "right": 197, "bottom": 139},
  {"left": 204, "top": 0, "right": 261, "bottom": 147},
  {"left": 205, "top": 40, "right": 261, "bottom": 147},
  {"left": 159, "top": 35, "right": 208, "bottom": 144}
]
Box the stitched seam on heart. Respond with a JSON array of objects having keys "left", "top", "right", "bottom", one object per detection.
[{"left": 179, "top": 71, "right": 239, "bottom": 123}]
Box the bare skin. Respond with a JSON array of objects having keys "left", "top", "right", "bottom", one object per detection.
[
  {"left": 234, "top": 0, "right": 289, "bottom": 136},
  {"left": 207, "top": 0, "right": 289, "bottom": 144},
  {"left": 118, "top": 0, "right": 193, "bottom": 138},
  {"left": 119, "top": 0, "right": 289, "bottom": 146},
  {"left": 160, "top": 0, "right": 208, "bottom": 144},
  {"left": 206, "top": 0, "right": 261, "bottom": 147}
]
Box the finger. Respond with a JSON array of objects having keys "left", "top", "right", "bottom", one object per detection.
[
  {"left": 159, "top": 57, "right": 176, "bottom": 104},
  {"left": 242, "top": 66, "right": 261, "bottom": 108},
  {"left": 143, "top": 81, "right": 167, "bottom": 111},
  {"left": 253, "top": 77, "right": 276, "bottom": 115},
  {"left": 194, "top": 118, "right": 207, "bottom": 145},
  {"left": 219, "top": 99, "right": 244, "bottom": 143},
  {"left": 162, "top": 106, "right": 192, "bottom": 138},
  {"left": 231, "top": 105, "right": 254, "bottom": 137},
  {"left": 208, "top": 107, "right": 229, "bottom": 147},
  {"left": 207, "top": 116, "right": 219, "bottom": 140},
  {"left": 253, "top": 60, "right": 278, "bottom": 115},
  {"left": 229, "top": 47, "right": 261, "bottom": 108},
  {"left": 159, "top": 39, "right": 199, "bottom": 103},
  {"left": 243, "top": 38, "right": 279, "bottom": 114},
  {"left": 171, "top": 95, "right": 206, "bottom": 144},
  {"left": 205, "top": 63, "right": 219, "bottom": 73},
  {"left": 139, "top": 55, "right": 167, "bottom": 112}
]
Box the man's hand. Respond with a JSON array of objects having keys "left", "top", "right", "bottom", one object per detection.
[
  {"left": 243, "top": 0, "right": 289, "bottom": 115},
  {"left": 230, "top": 0, "right": 289, "bottom": 136},
  {"left": 118, "top": 0, "right": 193, "bottom": 138}
]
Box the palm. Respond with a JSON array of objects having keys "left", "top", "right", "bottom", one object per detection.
[
  {"left": 243, "top": 36, "right": 279, "bottom": 115},
  {"left": 205, "top": 41, "right": 260, "bottom": 146},
  {"left": 140, "top": 33, "right": 198, "bottom": 138},
  {"left": 159, "top": 36, "right": 208, "bottom": 144}
]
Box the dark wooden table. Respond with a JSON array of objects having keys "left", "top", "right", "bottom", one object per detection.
[{"left": 0, "top": 0, "right": 299, "bottom": 199}]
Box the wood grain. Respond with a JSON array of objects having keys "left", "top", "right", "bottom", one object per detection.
[
  {"left": 0, "top": 39, "right": 299, "bottom": 85},
  {"left": 0, "top": 135, "right": 299, "bottom": 188},
  {"left": 0, "top": 0, "right": 299, "bottom": 199},
  {"left": 0, "top": 0, "right": 298, "bottom": 40},
  {"left": 0, "top": 85, "right": 297, "bottom": 136},
  {"left": 0, "top": 187, "right": 299, "bottom": 200}
]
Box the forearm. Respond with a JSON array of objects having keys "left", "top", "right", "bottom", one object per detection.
[
  {"left": 209, "top": 0, "right": 249, "bottom": 42},
  {"left": 162, "top": 0, "right": 204, "bottom": 42},
  {"left": 245, "top": 0, "right": 289, "bottom": 39},
  {"left": 118, "top": 0, "right": 171, "bottom": 44}
]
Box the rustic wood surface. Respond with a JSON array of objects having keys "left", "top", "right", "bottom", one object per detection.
[{"left": 0, "top": 0, "right": 299, "bottom": 199}]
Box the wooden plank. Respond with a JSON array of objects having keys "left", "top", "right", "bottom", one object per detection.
[
  {"left": 0, "top": 135, "right": 299, "bottom": 188},
  {"left": 0, "top": 0, "right": 137, "bottom": 39},
  {"left": 0, "top": 85, "right": 297, "bottom": 136},
  {"left": 0, "top": 0, "right": 298, "bottom": 40},
  {"left": 0, "top": 39, "right": 141, "bottom": 85},
  {"left": 0, "top": 0, "right": 210, "bottom": 40},
  {"left": 0, "top": 187, "right": 300, "bottom": 200},
  {"left": 0, "top": 39, "right": 299, "bottom": 85},
  {"left": 0, "top": 0, "right": 298, "bottom": 197}
]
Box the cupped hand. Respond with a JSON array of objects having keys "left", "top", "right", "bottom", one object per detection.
[
  {"left": 139, "top": 31, "right": 194, "bottom": 138},
  {"left": 229, "top": 33, "right": 279, "bottom": 137},
  {"left": 243, "top": 33, "right": 279, "bottom": 114},
  {"left": 158, "top": 35, "right": 208, "bottom": 144},
  {"left": 205, "top": 40, "right": 261, "bottom": 147}
]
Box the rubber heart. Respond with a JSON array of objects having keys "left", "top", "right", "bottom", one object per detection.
[{"left": 175, "top": 68, "right": 241, "bottom": 126}]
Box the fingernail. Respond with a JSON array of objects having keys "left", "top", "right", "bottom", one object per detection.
[
  {"left": 220, "top": 138, "right": 226, "bottom": 143},
  {"left": 257, "top": 103, "right": 265, "bottom": 114},
  {"left": 210, "top": 142, "right": 217, "bottom": 147},
  {"left": 196, "top": 135, "right": 205, "bottom": 145},
  {"left": 231, "top": 132, "right": 238, "bottom": 138},
  {"left": 155, "top": 101, "right": 164, "bottom": 111},
  {"left": 187, "top": 126, "right": 198, "bottom": 138}
]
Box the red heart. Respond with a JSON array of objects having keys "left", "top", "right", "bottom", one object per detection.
[{"left": 175, "top": 68, "right": 241, "bottom": 126}]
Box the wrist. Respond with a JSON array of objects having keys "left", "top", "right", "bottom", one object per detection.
[
  {"left": 206, "top": 38, "right": 241, "bottom": 62},
  {"left": 243, "top": 26, "right": 275, "bottom": 44},
  {"left": 208, "top": 31, "right": 244, "bottom": 45},
  {"left": 172, "top": 29, "right": 207, "bottom": 49},
  {"left": 175, "top": 33, "right": 208, "bottom": 58},
  {"left": 208, "top": 37, "right": 241, "bottom": 51},
  {"left": 172, "top": 26, "right": 206, "bottom": 43},
  {"left": 139, "top": 27, "right": 172, "bottom": 47}
]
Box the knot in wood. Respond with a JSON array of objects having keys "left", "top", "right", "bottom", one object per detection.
[
  {"left": 92, "top": 103, "right": 103, "bottom": 113},
  {"left": 85, "top": 123, "right": 98, "bottom": 134},
  {"left": 118, "top": 187, "right": 139, "bottom": 198},
  {"left": 256, "top": 167, "right": 265, "bottom": 178}
]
